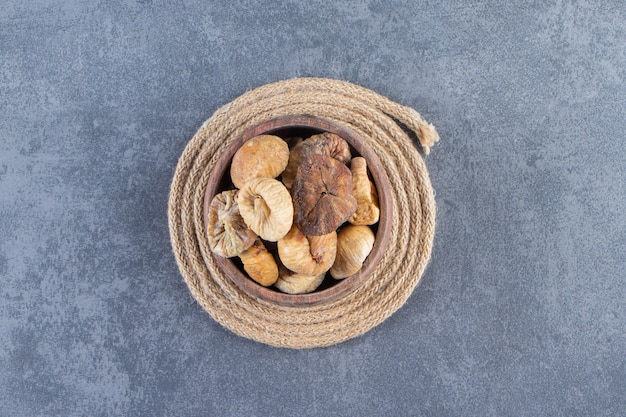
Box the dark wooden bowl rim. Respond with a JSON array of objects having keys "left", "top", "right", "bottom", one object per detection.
[{"left": 203, "top": 115, "right": 393, "bottom": 307}]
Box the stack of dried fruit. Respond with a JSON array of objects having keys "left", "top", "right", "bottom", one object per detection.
[{"left": 206, "top": 132, "right": 380, "bottom": 294}]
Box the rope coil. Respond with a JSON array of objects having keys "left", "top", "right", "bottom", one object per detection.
[{"left": 168, "top": 77, "right": 438, "bottom": 348}]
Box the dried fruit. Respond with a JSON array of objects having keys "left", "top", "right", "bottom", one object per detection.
[
  {"left": 230, "top": 135, "right": 289, "bottom": 189},
  {"left": 291, "top": 154, "right": 357, "bottom": 236},
  {"left": 285, "top": 136, "right": 303, "bottom": 149},
  {"left": 274, "top": 264, "right": 325, "bottom": 294},
  {"left": 282, "top": 132, "right": 351, "bottom": 189},
  {"left": 330, "top": 225, "right": 375, "bottom": 279},
  {"left": 238, "top": 240, "right": 279, "bottom": 286},
  {"left": 348, "top": 157, "right": 380, "bottom": 225},
  {"left": 237, "top": 178, "right": 293, "bottom": 241},
  {"left": 307, "top": 132, "right": 352, "bottom": 164},
  {"left": 277, "top": 224, "right": 337, "bottom": 276},
  {"left": 207, "top": 190, "right": 257, "bottom": 258}
]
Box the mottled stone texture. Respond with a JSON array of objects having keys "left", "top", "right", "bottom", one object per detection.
[{"left": 1, "top": 1, "right": 625, "bottom": 416}]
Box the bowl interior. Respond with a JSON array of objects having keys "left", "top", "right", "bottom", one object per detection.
[{"left": 203, "top": 115, "right": 393, "bottom": 307}]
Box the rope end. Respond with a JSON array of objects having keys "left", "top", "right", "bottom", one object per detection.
[{"left": 418, "top": 123, "right": 440, "bottom": 154}]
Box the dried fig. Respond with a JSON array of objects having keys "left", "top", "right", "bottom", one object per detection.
[
  {"left": 238, "top": 240, "right": 279, "bottom": 286},
  {"left": 282, "top": 132, "right": 351, "bottom": 189},
  {"left": 307, "top": 132, "right": 352, "bottom": 164},
  {"left": 274, "top": 264, "right": 325, "bottom": 294},
  {"left": 207, "top": 190, "right": 257, "bottom": 258},
  {"left": 330, "top": 225, "right": 375, "bottom": 279},
  {"left": 230, "top": 135, "right": 289, "bottom": 189},
  {"left": 277, "top": 224, "right": 337, "bottom": 276},
  {"left": 291, "top": 154, "right": 357, "bottom": 236},
  {"left": 237, "top": 178, "right": 293, "bottom": 241},
  {"left": 285, "top": 136, "right": 303, "bottom": 149},
  {"left": 348, "top": 157, "right": 380, "bottom": 225}
]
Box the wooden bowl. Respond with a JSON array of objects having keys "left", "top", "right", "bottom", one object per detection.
[{"left": 203, "top": 115, "right": 392, "bottom": 307}]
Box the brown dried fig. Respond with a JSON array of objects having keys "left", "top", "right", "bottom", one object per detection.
[
  {"left": 238, "top": 240, "right": 279, "bottom": 286},
  {"left": 330, "top": 225, "right": 375, "bottom": 279},
  {"left": 282, "top": 132, "right": 351, "bottom": 189},
  {"left": 291, "top": 154, "right": 357, "bottom": 236},
  {"left": 277, "top": 224, "right": 337, "bottom": 276},
  {"left": 207, "top": 190, "right": 257, "bottom": 258},
  {"left": 237, "top": 178, "right": 293, "bottom": 241},
  {"left": 274, "top": 264, "right": 325, "bottom": 294},
  {"left": 230, "top": 135, "right": 289, "bottom": 189},
  {"left": 307, "top": 132, "right": 352, "bottom": 164},
  {"left": 348, "top": 157, "right": 380, "bottom": 225}
]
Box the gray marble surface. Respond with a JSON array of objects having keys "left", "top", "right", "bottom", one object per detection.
[{"left": 1, "top": 1, "right": 625, "bottom": 416}]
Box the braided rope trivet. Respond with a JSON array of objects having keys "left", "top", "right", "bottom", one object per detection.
[{"left": 168, "top": 77, "right": 439, "bottom": 348}]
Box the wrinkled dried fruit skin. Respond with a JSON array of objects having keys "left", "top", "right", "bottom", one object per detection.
[
  {"left": 238, "top": 240, "right": 279, "bottom": 286},
  {"left": 277, "top": 224, "right": 337, "bottom": 276},
  {"left": 330, "top": 225, "right": 375, "bottom": 279},
  {"left": 348, "top": 157, "right": 380, "bottom": 225},
  {"left": 237, "top": 178, "right": 293, "bottom": 241},
  {"left": 291, "top": 154, "right": 357, "bottom": 236},
  {"left": 307, "top": 132, "right": 352, "bottom": 165},
  {"left": 282, "top": 133, "right": 351, "bottom": 189},
  {"left": 207, "top": 190, "right": 257, "bottom": 258},
  {"left": 274, "top": 264, "right": 325, "bottom": 294},
  {"left": 230, "top": 135, "right": 289, "bottom": 189}
]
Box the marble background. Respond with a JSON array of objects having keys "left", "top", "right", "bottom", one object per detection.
[{"left": 1, "top": 1, "right": 624, "bottom": 416}]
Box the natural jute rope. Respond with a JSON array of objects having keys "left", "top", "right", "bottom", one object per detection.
[{"left": 168, "top": 77, "right": 439, "bottom": 348}]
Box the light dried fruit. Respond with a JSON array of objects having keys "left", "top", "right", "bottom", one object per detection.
[
  {"left": 207, "top": 190, "right": 257, "bottom": 258},
  {"left": 348, "top": 157, "right": 380, "bottom": 225},
  {"left": 237, "top": 178, "right": 293, "bottom": 241},
  {"left": 230, "top": 135, "right": 289, "bottom": 189},
  {"left": 281, "top": 147, "right": 304, "bottom": 190},
  {"left": 274, "top": 264, "right": 325, "bottom": 294},
  {"left": 291, "top": 154, "right": 357, "bottom": 236},
  {"left": 281, "top": 132, "right": 351, "bottom": 189},
  {"left": 238, "top": 240, "right": 279, "bottom": 286},
  {"left": 277, "top": 224, "right": 337, "bottom": 276},
  {"left": 330, "top": 225, "right": 375, "bottom": 279}
]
